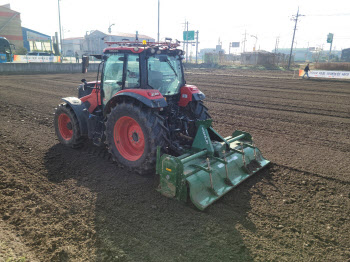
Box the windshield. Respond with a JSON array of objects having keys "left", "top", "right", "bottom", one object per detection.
[
  {"left": 0, "top": 38, "right": 11, "bottom": 54},
  {"left": 147, "top": 54, "right": 183, "bottom": 96}
]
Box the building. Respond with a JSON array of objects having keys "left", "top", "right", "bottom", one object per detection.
[
  {"left": 22, "top": 27, "right": 52, "bottom": 52},
  {"left": 0, "top": 4, "right": 23, "bottom": 48},
  {"left": 277, "top": 48, "right": 342, "bottom": 62},
  {"left": 198, "top": 45, "right": 226, "bottom": 63},
  {"left": 241, "top": 51, "right": 286, "bottom": 66},
  {"left": 63, "top": 30, "right": 155, "bottom": 56},
  {"left": 0, "top": 4, "right": 53, "bottom": 53},
  {"left": 62, "top": 37, "right": 84, "bottom": 57}
]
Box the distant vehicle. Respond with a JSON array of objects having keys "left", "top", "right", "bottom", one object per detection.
[
  {"left": 0, "top": 37, "right": 14, "bottom": 63},
  {"left": 27, "top": 52, "right": 53, "bottom": 56}
]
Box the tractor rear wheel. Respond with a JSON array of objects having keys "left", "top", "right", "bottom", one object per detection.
[
  {"left": 185, "top": 101, "right": 211, "bottom": 137},
  {"left": 187, "top": 100, "right": 211, "bottom": 120},
  {"left": 54, "top": 103, "right": 84, "bottom": 148},
  {"left": 105, "top": 101, "right": 167, "bottom": 174}
]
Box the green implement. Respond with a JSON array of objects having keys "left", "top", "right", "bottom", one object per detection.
[{"left": 156, "top": 120, "right": 270, "bottom": 210}]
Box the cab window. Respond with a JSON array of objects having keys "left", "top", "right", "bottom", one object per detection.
[
  {"left": 125, "top": 54, "right": 140, "bottom": 88},
  {"left": 102, "top": 54, "right": 140, "bottom": 105},
  {"left": 102, "top": 54, "right": 124, "bottom": 105}
]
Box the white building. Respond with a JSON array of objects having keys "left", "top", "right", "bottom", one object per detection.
[
  {"left": 63, "top": 30, "right": 155, "bottom": 57},
  {"left": 62, "top": 37, "right": 84, "bottom": 56}
]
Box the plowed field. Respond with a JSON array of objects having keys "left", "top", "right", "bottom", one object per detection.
[{"left": 0, "top": 69, "right": 349, "bottom": 261}]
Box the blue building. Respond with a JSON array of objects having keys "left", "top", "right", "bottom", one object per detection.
[{"left": 22, "top": 27, "right": 52, "bottom": 52}]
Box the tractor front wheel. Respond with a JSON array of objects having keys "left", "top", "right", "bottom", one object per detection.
[
  {"left": 105, "top": 101, "right": 167, "bottom": 174},
  {"left": 54, "top": 103, "right": 84, "bottom": 147}
]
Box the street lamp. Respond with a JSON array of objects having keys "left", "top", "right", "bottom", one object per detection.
[
  {"left": 58, "top": 0, "right": 63, "bottom": 55},
  {"left": 157, "top": 0, "right": 160, "bottom": 43},
  {"left": 62, "top": 27, "right": 70, "bottom": 56},
  {"left": 250, "top": 35, "right": 258, "bottom": 51},
  {"left": 108, "top": 23, "right": 115, "bottom": 34}
]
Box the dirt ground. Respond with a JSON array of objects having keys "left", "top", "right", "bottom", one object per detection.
[{"left": 0, "top": 69, "right": 349, "bottom": 261}]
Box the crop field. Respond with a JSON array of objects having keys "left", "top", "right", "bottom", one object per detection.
[{"left": 0, "top": 69, "right": 349, "bottom": 261}]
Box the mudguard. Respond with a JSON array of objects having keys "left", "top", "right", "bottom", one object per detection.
[
  {"left": 62, "top": 97, "right": 89, "bottom": 135},
  {"left": 178, "top": 85, "right": 205, "bottom": 107},
  {"left": 104, "top": 89, "right": 168, "bottom": 115}
]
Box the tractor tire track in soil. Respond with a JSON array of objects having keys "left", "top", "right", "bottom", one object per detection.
[{"left": 0, "top": 71, "right": 349, "bottom": 261}]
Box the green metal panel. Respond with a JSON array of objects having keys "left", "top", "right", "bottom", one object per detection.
[
  {"left": 156, "top": 123, "right": 270, "bottom": 210},
  {"left": 157, "top": 155, "right": 183, "bottom": 198},
  {"left": 185, "top": 147, "right": 269, "bottom": 210}
]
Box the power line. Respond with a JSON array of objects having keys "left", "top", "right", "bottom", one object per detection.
[{"left": 306, "top": 13, "right": 350, "bottom": 17}]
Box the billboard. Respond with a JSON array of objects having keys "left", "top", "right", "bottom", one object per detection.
[
  {"left": 27, "top": 31, "right": 51, "bottom": 42},
  {"left": 299, "top": 69, "right": 350, "bottom": 79},
  {"left": 13, "top": 55, "right": 61, "bottom": 63},
  {"left": 231, "top": 42, "right": 240, "bottom": 48},
  {"left": 183, "top": 31, "right": 195, "bottom": 41}
]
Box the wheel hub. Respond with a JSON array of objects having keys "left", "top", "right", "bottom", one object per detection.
[
  {"left": 114, "top": 116, "right": 145, "bottom": 161},
  {"left": 131, "top": 132, "right": 139, "bottom": 142},
  {"left": 58, "top": 113, "right": 73, "bottom": 140}
]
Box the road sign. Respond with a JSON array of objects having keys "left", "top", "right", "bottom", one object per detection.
[
  {"left": 183, "top": 31, "right": 195, "bottom": 41},
  {"left": 231, "top": 42, "right": 240, "bottom": 48},
  {"left": 327, "top": 33, "right": 333, "bottom": 43}
]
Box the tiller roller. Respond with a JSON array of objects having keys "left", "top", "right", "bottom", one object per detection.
[{"left": 156, "top": 120, "right": 270, "bottom": 210}]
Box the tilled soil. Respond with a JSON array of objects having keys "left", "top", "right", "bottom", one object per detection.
[{"left": 0, "top": 70, "right": 349, "bottom": 261}]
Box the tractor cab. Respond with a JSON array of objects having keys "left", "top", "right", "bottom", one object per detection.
[{"left": 82, "top": 41, "right": 186, "bottom": 108}]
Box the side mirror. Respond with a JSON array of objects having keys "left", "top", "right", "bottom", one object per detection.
[
  {"left": 81, "top": 78, "right": 88, "bottom": 90},
  {"left": 82, "top": 55, "right": 89, "bottom": 73}
]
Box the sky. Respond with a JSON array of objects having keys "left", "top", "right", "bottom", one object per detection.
[{"left": 1, "top": 0, "right": 350, "bottom": 54}]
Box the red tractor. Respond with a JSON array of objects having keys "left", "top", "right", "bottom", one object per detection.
[
  {"left": 54, "top": 41, "right": 209, "bottom": 173},
  {"left": 54, "top": 40, "right": 270, "bottom": 210}
]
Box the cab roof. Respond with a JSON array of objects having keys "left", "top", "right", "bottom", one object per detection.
[{"left": 103, "top": 41, "right": 182, "bottom": 54}]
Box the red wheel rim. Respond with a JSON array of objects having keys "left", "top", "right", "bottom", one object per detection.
[
  {"left": 114, "top": 116, "right": 145, "bottom": 161},
  {"left": 58, "top": 113, "right": 73, "bottom": 140}
]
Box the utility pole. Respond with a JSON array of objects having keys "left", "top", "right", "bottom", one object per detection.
[
  {"left": 182, "top": 20, "right": 189, "bottom": 62},
  {"left": 157, "top": 0, "right": 160, "bottom": 43},
  {"left": 274, "top": 37, "right": 279, "bottom": 53},
  {"left": 186, "top": 21, "right": 189, "bottom": 62},
  {"left": 58, "top": 0, "right": 63, "bottom": 55},
  {"left": 288, "top": 7, "right": 304, "bottom": 69},
  {"left": 182, "top": 19, "right": 186, "bottom": 52},
  {"left": 195, "top": 30, "right": 199, "bottom": 64},
  {"left": 242, "top": 30, "right": 247, "bottom": 53},
  {"left": 328, "top": 41, "right": 333, "bottom": 62},
  {"left": 327, "top": 33, "right": 334, "bottom": 62}
]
